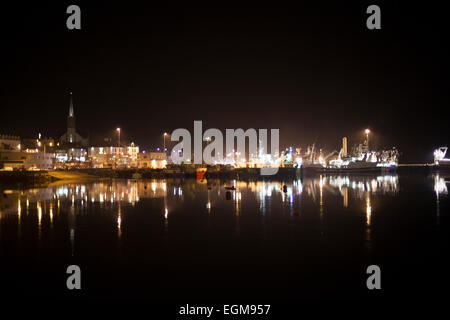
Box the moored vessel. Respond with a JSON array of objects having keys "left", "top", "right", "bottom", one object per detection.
[
  {"left": 301, "top": 131, "right": 398, "bottom": 174},
  {"left": 433, "top": 147, "right": 450, "bottom": 171}
]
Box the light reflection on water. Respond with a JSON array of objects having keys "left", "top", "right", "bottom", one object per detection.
[
  {"left": 0, "top": 175, "right": 402, "bottom": 221},
  {"left": 434, "top": 174, "right": 449, "bottom": 221},
  {"left": 1, "top": 173, "right": 450, "bottom": 300},
  {"left": 0, "top": 174, "right": 447, "bottom": 254}
]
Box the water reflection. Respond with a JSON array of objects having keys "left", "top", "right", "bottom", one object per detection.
[
  {"left": 434, "top": 174, "right": 449, "bottom": 223},
  {"left": 0, "top": 175, "right": 409, "bottom": 255},
  {"left": 117, "top": 199, "right": 122, "bottom": 237},
  {"left": 0, "top": 176, "right": 401, "bottom": 214},
  {"left": 434, "top": 174, "right": 448, "bottom": 196}
]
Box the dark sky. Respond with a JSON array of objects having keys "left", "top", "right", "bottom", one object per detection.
[{"left": 0, "top": 3, "right": 448, "bottom": 162}]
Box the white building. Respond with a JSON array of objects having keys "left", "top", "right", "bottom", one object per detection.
[
  {"left": 137, "top": 152, "right": 167, "bottom": 169},
  {"left": 0, "top": 134, "right": 21, "bottom": 151},
  {"left": 89, "top": 143, "right": 139, "bottom": 168},
  {"left": 55, "top": 148, "right": 88, "bottom": 163},
  {"left": 0, "top": 151, "right": 53, "bottom": 170}
]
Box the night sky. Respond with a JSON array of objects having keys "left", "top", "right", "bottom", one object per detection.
[{"left": 1, "top": 3, "right": 448, "bottom": 162}]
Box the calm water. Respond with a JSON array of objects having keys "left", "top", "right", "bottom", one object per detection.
[{"left": 0, "top": 174, "right": 449, "bottom": 301}]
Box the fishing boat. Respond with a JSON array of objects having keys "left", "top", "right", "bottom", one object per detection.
[
  {"left": 299, "top": 144, "right": 327, "bottom": 173},
  {"left": 434, "top": 147, "right": 450, "bottom": 170},
  {"left": 301, "top": 133, "right": 398, "bottom": 174},
  {"left": 302, "top": 156, "right": 397, "bottom": 173},
  {"left": 324, "top": 157, "right": 397, "bottom": 173}
]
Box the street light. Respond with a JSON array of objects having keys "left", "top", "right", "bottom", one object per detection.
[
  {"left": 116, "top": 128, "right": 121, "bottom": 147},
  {"left": 163, "top": 132, "right": 167, "bottom": 151},
  {"left": 115, "top": 128, "right": 121, "bottom": 169},
  {"left": 365, "top": 128, "right": 370, "bottom": 149}
]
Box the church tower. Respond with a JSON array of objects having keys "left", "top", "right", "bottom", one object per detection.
[
  {"left": 60, "top": 91, "right": 87, "bottom": 147},
  {"left": 67, "top": 92, "right": 76, "bottom": 143}
]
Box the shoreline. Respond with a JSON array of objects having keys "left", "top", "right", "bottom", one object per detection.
[{"left": 1, "top": 165, "right": 447, "bottom": 186}]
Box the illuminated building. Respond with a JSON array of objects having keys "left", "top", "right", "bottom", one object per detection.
[
  {"left": 0, "top": 150, "right": 53, "bottom": 170},
  {"left": 137, "top": 151, "right": 167, "bottom": 169},
  {"left": 0, "top": 134, "right": 21, "bottom": 151},
  {"left": 53, "top": 92, "right": 89, "bottom": 166},
  {"left": 1, "top": 133, "right": 56, "bottom": 170},
  {"left": 89, "top": 143, "right": 139, "bottom": 168}
]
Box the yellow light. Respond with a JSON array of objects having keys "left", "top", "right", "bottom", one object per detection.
[
  {"left": 37, "top": 201, "right": 42, "bottom": 226},
  {"left": 17, "top": 144, "right": 21, "bottom": 150},
  {"left": 116, "top": 127, "right": 121, "bottom": 132},
  {"left": 366, "top": 196, "right": 372, "bottom": 226},
  {"left": 365, "top": 129, "right": 370, "bottom": 134}
]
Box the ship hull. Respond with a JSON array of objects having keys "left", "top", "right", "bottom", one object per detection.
[
  {"left": 319, "top": 166, "right": 395, "bottom": 173},
  {"left": 434, "top": 161, "right": 450, "bottom": 171},
  {"left": 302, "top": 162, "right": 397, "bottom": 174}
]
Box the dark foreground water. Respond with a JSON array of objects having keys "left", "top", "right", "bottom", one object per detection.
[{"left": 0, "top": 174, "right": 449, "bottom": 303}]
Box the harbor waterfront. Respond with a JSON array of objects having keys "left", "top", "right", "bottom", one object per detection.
[
  {"left": 0, "top": 162, "right": 448, "bottom": 186},
  {"left": 2, "top": 92, "right": 448, "bottom": 178},
  {"left": 0, "top": 173, "right": 449, "bottom": 300},
  {"left": 1, "top": 3, "right": 449, "bottom": 311}
]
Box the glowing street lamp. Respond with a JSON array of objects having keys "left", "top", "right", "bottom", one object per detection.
[
  {"left": 163, "top": 132, "right": 167, "bottom": 151},
  {"left": 365, "top": 128, "right": 370, "bottom": 149},
  {"left": 115, "top": 128, "right": 121, "bottom": 168},
  {"left": 116, "top": 128, "right": 121, "bottom": 147}
]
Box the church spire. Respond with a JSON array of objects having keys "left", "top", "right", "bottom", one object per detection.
[{"left": 69, "top": 92, "right": 74, "bottom": 117}]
